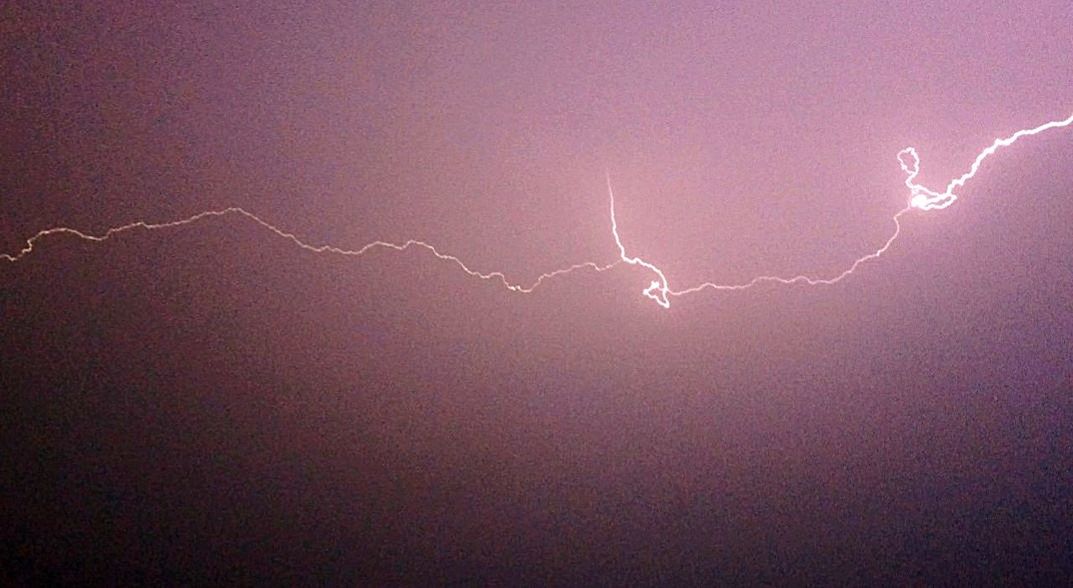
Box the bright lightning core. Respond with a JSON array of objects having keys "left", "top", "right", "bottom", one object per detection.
[
  {"left": 4, "top": 112, "right": 1073, "bottom": 309},
  {"left": 611, "top": 112, "right": 1073, "bottom": 307}
]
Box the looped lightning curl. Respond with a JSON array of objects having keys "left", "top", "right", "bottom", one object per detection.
[
  {"left": 898, "top": 113, "right": 1073, "bottom": 210},
  {"left": 610, "top": 112, "right": 1073, "bottom": 306},
  {"left": 4, "top": 112, "right": 1072, "bottom": 309}
]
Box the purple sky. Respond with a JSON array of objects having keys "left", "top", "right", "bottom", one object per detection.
[{"left": 3, "top": 2, "right": 1073, "bottom": 583}]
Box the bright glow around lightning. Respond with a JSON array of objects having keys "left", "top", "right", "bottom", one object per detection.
[
  {"left": 4, "top": 112, "right": 1072, "bottom": 309},
  {"left": 899, "top": 112, "right": 1073, "bottom": 210},
  {"left": 611, "top": 112, "right": 1073, "bottom": 306}
]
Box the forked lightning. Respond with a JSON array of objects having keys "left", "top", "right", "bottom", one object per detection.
[{"left": 5, "top": 112, "right": 1072, "bottom": 309}]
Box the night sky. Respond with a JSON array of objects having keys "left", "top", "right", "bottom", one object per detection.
[{"left": 3, "top": 2, "right": 1073, "bottom": 584}]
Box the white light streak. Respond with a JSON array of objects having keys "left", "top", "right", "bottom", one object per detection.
[{"left": 5, "top": 112, "right": 1072, "bottom": 309}]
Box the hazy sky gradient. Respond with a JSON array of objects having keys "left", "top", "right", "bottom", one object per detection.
[{"left": 3, "top": 2, "right": 1072, "bottom": 583}]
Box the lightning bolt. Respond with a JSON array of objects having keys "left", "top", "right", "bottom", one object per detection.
[
  {"left": 608, "top": 174, "right": 672, "bottom": 309},
  {"left": 899, "top": 112, "right": 1073, "bottom": 210},
  {"left": 611, "top": 112, "right": 1073, "bottom": 306},
  {"left": 0, "top": 208, "right": 621, "bottom": 292},
  {"left": 4, "top": 112, "right": 1072, "bottom": 309}
]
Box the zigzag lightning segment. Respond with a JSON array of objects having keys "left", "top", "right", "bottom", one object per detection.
[{"left": 4, "top": 112, "right": 1072, "bottom": 309}]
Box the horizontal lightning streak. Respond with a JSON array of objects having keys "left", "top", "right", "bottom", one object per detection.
[
  {"left": 3, "top": 112, "right": 1071, "bottom": 309},
  {"left": 0, "top": 208, "right": 621, "bottom": 293},
  {"left": 664, "top": 206, "right": 911, "bottom": 298}
]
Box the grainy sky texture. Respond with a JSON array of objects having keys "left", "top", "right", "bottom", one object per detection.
[{"left": 3, "top": 2, "right": 1073, "bottom": 583}]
